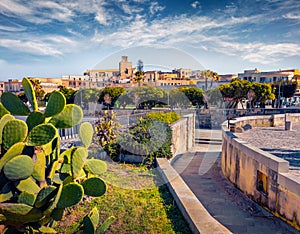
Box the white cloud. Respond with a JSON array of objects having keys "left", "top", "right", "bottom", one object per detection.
[
  {"left": 149, "top": 2, "right": 165, "bottom": 14},
  {"left": 0, "top": 0, "right": 32, "bottom": 16},
  {"left": 0, "top": 24, "right": 26, "bottom": 32},
  {"left": 283, "top": 13, "right": 300, "bottom": 20},
  {"left": 191, "top": 1, "right": 200, "bottom": 9},
  {"left": 0, "top": 39, "right": 62, "bottom": 56}
]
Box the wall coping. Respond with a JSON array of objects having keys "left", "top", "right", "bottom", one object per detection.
[{"left": 157, "top": 158, "right": 231, "bottom": 234}]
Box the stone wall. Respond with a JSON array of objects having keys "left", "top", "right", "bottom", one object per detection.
[
  {"left": 222, "top": 114, "right": 300, "bottom": 230},
  {"left": 170, "top": 114, "right": 195, "bottom": 156}
]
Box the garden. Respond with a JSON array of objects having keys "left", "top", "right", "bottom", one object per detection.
[{"left": 0, "top": 78, "right": 191, "bottom": 233}]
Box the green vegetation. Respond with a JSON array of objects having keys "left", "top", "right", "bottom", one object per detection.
[
  {"left": 218, "top": 78, "right": 275, "bottom": 108},
  {"left": 55, "top": 164, "right": 191, "bottom": 234},
  {"left": 144, "top": 112, "right": 180, "bottom": 125},
  {"left": 0, "top": 78, "right": 112, "bottom": 233}
]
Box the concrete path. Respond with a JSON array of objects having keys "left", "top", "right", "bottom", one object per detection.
[{"left": 172, "top": 129, "right": 299, "bottom": 234}]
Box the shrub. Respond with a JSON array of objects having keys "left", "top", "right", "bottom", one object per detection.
[{"left": 144, "top": 112, "right": 180, "bottom": 125}]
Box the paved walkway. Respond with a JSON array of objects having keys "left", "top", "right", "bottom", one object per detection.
[{"left": 172, "top": 129, "right": 299, "bottom": 234}]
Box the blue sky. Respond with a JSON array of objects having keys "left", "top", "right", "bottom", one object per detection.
[{"left": 0, "top": 0, "right": 299, "bottom": 80}]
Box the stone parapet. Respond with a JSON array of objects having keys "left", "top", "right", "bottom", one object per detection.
[{"left": 221, "top": 114, "right": 300, "bottom": 230}]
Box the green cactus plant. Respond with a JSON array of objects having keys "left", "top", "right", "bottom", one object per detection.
[
  {"left": 22, "top": 77, "right": 38, "bottom": 111},
  {"left": 0, "top": 78, "right": 113, "bottom": 233}
]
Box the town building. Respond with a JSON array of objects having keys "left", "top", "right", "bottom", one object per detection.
[
  {"left": 28, "top": 77, "right": 62, "bottom": 93},
  {"left": 238, "top": 68, "right": 296, "bottom": 83},
  {"left": 4, "top": 79, "right": 23, "bottom": 94},
  {"left": 0, "top": 82, "right": 5, "bottom": 95},
  {"left": 119, "top": 56, "right": 133, "bottom": 80}
]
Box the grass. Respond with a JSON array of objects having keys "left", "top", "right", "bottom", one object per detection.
[{"left": 55, "top": 163, "right": 192, "bottom": 234}]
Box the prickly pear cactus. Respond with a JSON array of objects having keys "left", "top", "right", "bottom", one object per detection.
[{"left": 0, "top": 78, "right": 114, "bottom": 233}]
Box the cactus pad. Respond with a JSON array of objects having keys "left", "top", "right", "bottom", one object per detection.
[
  {"left": 0, "top": 203, "right": 43, "bottom": 223},
  {"left": 49, "top": 104, "right": 83, "bottom": 129},
  {"left": 16, "top": 177, "right": 40, "bottom": 194},
  {"left": 27, "top": 123, "right": 57, "bottom": 146},
  {"left": 71, "top": 147, "right": 88, "bottom": 179},
  {"left": 79, "top": 122, "right": 94, "bottom": 148},
  {"left": 85, "top": 159, "right": 107, "bottom": 176},
  {"left": 22, "top": 77, "right": 38, "bottom": 111},
  {"left": 81, "top": 177, "right": 106, "bottom": 197},
  {"left": 32, "top": 151, "right": 46, "bottom": 182},
  {"left": 51, "top": 208, "right": 64, "bottom": 221},
  {"left": 26, "top": 111, "right": 45, "bottom": 131},
  {"left": 0, "top": 142, "right": 25, "bottom": 171},
  {"left": 57, "top": 183, "right": 84, "bottom": 208},
  {"left": 0, "top": 114, "right": 14, "bottom": 144},
  {"left": 3, "top": 155, "right": 34, "bottom": 181},
  {"left": 1, "top": 92, "right": 30, "bottom": 116},
  {"left": 18, "top": 192, "right": 36, "bottom": 206},
  {"left": 0, "top": 183, "right": 13, "bottom": 203},
  {"left": 35, "top": 186, "right": 57, "bottom": 208},
  {"left": 83, "top": 207, "right": 99, "bottom": 233},
  {"left": 2, "top": 119, "right": 28, "bottom": 151},
  {"left": 0, "top": 103, "right": 10, "bottom": 118},
  {"left": 44, "top": 91, "right": 66, "bottom": 117}
]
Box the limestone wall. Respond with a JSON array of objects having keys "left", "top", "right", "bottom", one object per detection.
[
  {"left": 222, "top": 114, "right": 300, "bottom": 230},
  {"left": 170, "top": 114, "right": 195, "bottom": 156}
]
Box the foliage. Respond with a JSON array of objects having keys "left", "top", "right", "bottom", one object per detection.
[
  {"left": 201, "top": 70, "right": 220, "bottom": 90},
  {"left": 118, "top": 112, "right": 179, "bottom": 165},
  {"left": 133, "top": 70, "right": 145, "bottom": 86},
  {"left": 178, "top": 87, "right": 204, "bottom": 108},
  {"left": 272, "top": 80, "right": 297, "bottom": 98},
  {"left": 29, "top": 79, "right": 45, "bottom": 102},
  {"left": 144, "top": 112, "right": 180, "bottom": 125},
  {"left": 57, "top": 86, "right": 78, "bottom": 104},
  {"left": 128, "top": 86, "right": 166, "bottom": 109},
  {"left": 98, "top": 87, "right": 126, "bottom": 109},
  {"left": 219, "top": 79, "right": 275, "bottom": 109},
  {"left": 94, "top": 111, "right": 120, "bottom": 160},
  {"left": 0, "top": 78, "right": 113, "bottom": 233}
]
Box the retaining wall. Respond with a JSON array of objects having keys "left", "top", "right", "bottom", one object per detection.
[{"left": 222, "top": 114, "right": 300, "bottom": 230}]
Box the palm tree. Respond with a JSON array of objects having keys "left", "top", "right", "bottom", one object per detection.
[
  {"left": 134, "top": 71, "right": 145, "bottom": 87},
  {"left": 201, "top": 70, "right": 220, "bottom": 90}
]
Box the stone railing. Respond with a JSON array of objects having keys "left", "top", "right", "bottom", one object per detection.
[{"left": 221, "top": 114, "right": 300, "bottom": 230}]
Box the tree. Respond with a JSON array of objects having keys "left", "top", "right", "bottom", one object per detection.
[
  {"left": 250, "top": 82, "right": 275, "bottom": 108},
  {"left": 58, "top": 86, "right": 77, "bottom": 104},
  {"left": 201, "top": 70, "right": 220, "bottom": 90},
  {"left": 134, "top": 71, "right": 145, "bottom": 86},
  {"left": 98, "top": 87, "right": 126, "bottom": 109},
  {"left": 272, "top": 80, "right": 297, "bottom": 99},
  {"left": 219, "top": 79, "right": 250, "bottom": 109},
  {"left": 28, "top": 79, "right": 45, "bottom": 102},
  {"left": 128, "top": 86, "right": 166, "bottom": 109},
  {"left": 178, "top": 87, "right": 204, "bottom": 108}
]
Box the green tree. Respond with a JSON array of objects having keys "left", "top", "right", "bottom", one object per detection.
[
  {"left": 129, "top": 86, "right": 166, "bottom": 109},
  {"left": 58, "top": 86, "right": 77, "bottom": 104},
  {"left": 250, "top": 82, "right": 275, "bottom": 108},
  {"left": 178, "top": 87, "right": 204, "bottom": 108},
  {"left": 28, "top": 79, "right": 45, "bottom": 102},
  {"left": 134, "top": 71, "right": 145, "bottom": 86},
  {"left": 219, "top": 79, "right": 250, "bottom": 109},
  {"left": 201, "top": 70, "right": 220, "bottom": 90},
  {"left": 272, "top": 80, "right": 297, "bottom": 99},
  {"left": 98, "top": 87, "right": 126, "bottom": 109}
]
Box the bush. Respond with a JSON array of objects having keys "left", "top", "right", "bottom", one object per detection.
[
  {"left": 118, "top": 112, "right": 180, "bottom": 166},
  {"left": 144, "top": 112, "right": 180, "bottom": 125}
]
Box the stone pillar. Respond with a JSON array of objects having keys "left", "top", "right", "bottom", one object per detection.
[{"left": 285, "top": 113, "right": 292, "bottom": 130}]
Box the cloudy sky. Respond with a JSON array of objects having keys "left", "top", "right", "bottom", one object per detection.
[{"left": 0, "top": 0, "right": 300, "bottom": 80}]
